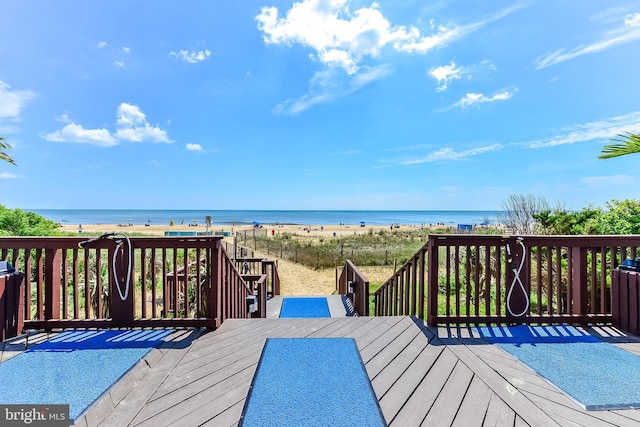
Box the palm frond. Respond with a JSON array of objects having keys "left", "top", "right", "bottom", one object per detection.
[
  {"left": 0, "top": 137, "right": 17, "bottom": 166},
  {"left": 599, "top": 132, "right": 640, "bottom": 159}
]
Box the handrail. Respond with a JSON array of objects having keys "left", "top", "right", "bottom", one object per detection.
[
  {"left": 235, "top": 257, "right": 281, "bottom": 297},
  {"left": 0, "top": 236, "right": 262, "bottom": 333},
  {"left": 373, "top": 234, "right": 640, "bottom": 326},
  {"left": 337, "top": 260, "right": 369, "bottom": 316},
  {"left": 373, "top": 241, "right": 427, "bottom": 318}
]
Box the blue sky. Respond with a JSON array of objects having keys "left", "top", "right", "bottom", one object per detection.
[{"left": 1, "top": 0, "right": 639, "bottom": 211}]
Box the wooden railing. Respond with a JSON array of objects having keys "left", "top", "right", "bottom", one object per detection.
[
  {"left": 235, "top": 257, "right": 281, "bottom": 297},
  {"left": 374, "top": 234, "right": 640, "bottom": 325},
  {"left": 0, "top": 235, "right": 266, "bottom": 332},
  {"left": 337, "top": 260, "right": 369, "bottom": 316}
]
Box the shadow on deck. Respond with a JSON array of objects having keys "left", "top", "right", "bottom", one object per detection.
[{"left": 43, "top": 316, "right": 640, "bottom": 427}]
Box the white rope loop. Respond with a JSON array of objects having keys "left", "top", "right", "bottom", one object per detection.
[
  {"left": 110, "top": 233, "right": 132, "bottom": 301},
  {"left": 506, "top": 238, "right": 529, "bottom": 318}
]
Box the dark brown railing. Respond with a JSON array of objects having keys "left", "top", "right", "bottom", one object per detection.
[
  {"left": 374, "top": 234, "right": 640, "bottom": 325},
  {"left": 337, "top": 260, "right": 369, "bottom": 316},
  {"left": 235, "top": 257, "right": 281, "bottom": 297},
  {"left": 0, "top": 235, "right": 274, "bottom": 333}
]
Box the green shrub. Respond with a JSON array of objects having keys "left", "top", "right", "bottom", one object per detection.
[{"left": 0, "top": 205, "right": 60, "bottom": 236}]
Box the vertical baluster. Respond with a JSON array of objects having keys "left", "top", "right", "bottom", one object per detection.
[
  {"left": 453, "top": 246, "right": 459, "bottom": 318},
  {"left": 96, "top": 249, "right": 102, "bottom": 319},
  {"left": 496, "top": 245, "right": 502, "bottom": 317},
  {"left": 72, "top": 248, "right": 79, "bottom": 319},
  {"left": 555, "top": 247, "right": 562, "bottom": 315},
  {"left": 590, "top": 247, "right": 597, "bottom": 313},
  {"left": 140, "top": 248, "right": 147, "bottom": 318},
  {"left": 601, "top": 247, "right": 608, "bottom": 314},
  {"left": 196, "top": 247, "right": 202, "bottom": 317},
  {"left": 546, "top": 246, "right": 552, "bottom": 316},
  {"left": 536, "top": 245, "right": 542, "bottom": 316},
  {"left": 36, "top": 249, "right": 44, "bottom": 320},
  {"left": 465, "top": 245, "right": 471, "bottom": 317},
  {"left": 62, "top": 249, "right": 68, "bottom": 319}
]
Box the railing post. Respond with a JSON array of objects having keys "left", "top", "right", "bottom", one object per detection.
[
  {"left": 361, "top": 279, "right": 370, "bottom": 316},
  {"left": 257, "top": 277, "right": 267, "bottom": 318},
  {"left": 571, "top": 246, "right": 588, "bottom": 315},
  {"left": 209, "top": 241, "right": 222, "bottom": 328},
  {"left": 427, "top": 238, "right": 439, "bottom": 325},
  {"left": 110, "top": 244, "right": 135, "bottom": 327},
  {"left": 44, "top": 248, "right": 61, "bottom": 321},
  {"left": 505, "top": 238, "right": 529, "bottom": 323},
  {"left": 418, "top": 247, "right": 426, "bottom": 319}
]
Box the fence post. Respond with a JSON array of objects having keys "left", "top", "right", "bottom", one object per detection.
[
  {"left": 110, "top": 243, "right": 135, "bottom": 327},
  {"left": 418, "top": 247, "right": 426, "bottom": 319},
  {"left": 361, "top": 279, "right": 370, "bottom": 316},
  {"left": 571, "top": 246, "right": 588, "bottom": 315},
  {"left": 427, "top": 238, "right": 439, "bottom": 325},
  {"left": 209, "top": 241, "right": 222, "bottom": 328},
  {"left": 44, "top": 248, "right": 61, "bottom": 322},
  {"left": 505, "top": 238, "right": 530, "bottom": 323}
]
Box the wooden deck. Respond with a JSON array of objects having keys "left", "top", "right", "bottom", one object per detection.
[{"left": 48, "top": 315, "right": 640, "bottom": 427}]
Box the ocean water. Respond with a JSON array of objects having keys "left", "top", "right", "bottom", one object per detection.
[{"left": 31, "top": 209, "right": 502, "bottom": 227}]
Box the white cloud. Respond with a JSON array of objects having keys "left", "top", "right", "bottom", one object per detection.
[
  {"left": 114, "top": 61, "right": 125, "bottom": 67},
  {"left": 0, "top": 80, "right": 35, "bottom": 120},
  {"left": 42, "top": 123, "right": 118, "bottom": 147},
  {"left": 0, "top": 171, "right": 20, "bottom": 179},
  {"left": 402, "top": 144, "right": 503, "bottom": 164},
  {"left": 116, "top": 103, "right": 146, "bottom": 127},
  {"left": 527, "top": 110, "right": 640, "bottom": 148},
  {"left": 581, "top": 175, "right": 635, "bottom": 186},
  {"left": 42, "top": 103, "right": 171, "bottom": 146},
  {"left": 256, "top": 1, "right": 524, "bottom": 75},
  {"left": 453, "top": 89, "right": 516, "bottom": 109},
  {"left": 534, "top": 12, "right": 640, "bottom": 70},
  {"left": 115, "top": 103, "right": 171, "bottom": 143},
  {"left": 170, "top": 49, "right": 211, "bottom": 64},
  {"left": 428, "top": 60, "right": 495, "bottom": 92},
  {"left": 123, "top": 46, "right": 130, "bottom": 54},
  {"left": 186, "top": 143, "right": 204, "bottom": 152},
  {"left": 274, "top": 64, "right": 393, "bottom": 115},
  {"left": 97, "top": 41, "right": 109, "bottom": 48},
  {"left": 626, "top": 13, "right": 640, "bottom": 27},
  {"left": 429, "top": 61, "right": 463, "bottom": 92},
  {"left": 398, "top": 4, "right": 526, "bottom": 55}
]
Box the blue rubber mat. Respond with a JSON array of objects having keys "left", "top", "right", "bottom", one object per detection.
[
  {"left": 240, "top": 338, "right": 386, "bottom": 427},
  {"left": 0, "top": 329, "right": 172, "bottom": 422},
  {"left": 279, "top": 297, "right": 330, "bottom": 318},
  {"left": 477, "top": 325, "right": 640, "bottom": 410}
]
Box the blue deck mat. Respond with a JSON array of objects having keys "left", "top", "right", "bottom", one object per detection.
[
  {"left": 0, "top": 329, "right": 172, "bottom": 422},
  {"left": 477, "top": 325, "right": 640, "bottom": 410},
  {"left": 279, "top": 297, "right": 330, "bottom": 318},
  {"left": 240, "top": 338, "right": 386, "bottom": 427}
]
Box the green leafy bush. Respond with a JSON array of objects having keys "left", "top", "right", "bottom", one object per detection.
[{"left": 0, "top": 205, "right": 60, "bottom": 236}]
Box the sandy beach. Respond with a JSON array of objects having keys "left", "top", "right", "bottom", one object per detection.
[
  {"left": 60, "top": 222, "right": 426, "bottom": 238},
  {"left": 61, "top": 222, "right": 406, "bottom": 295}
]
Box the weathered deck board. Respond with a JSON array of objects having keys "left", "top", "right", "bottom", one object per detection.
[
  {"left": 376, "top": 334, "right": 446, "bottom": 422},
  {"left": 422, "top": 360, "right": 475, "bottom": 426},
  {"left": 56, "top": 316, "right": 640, "bottom": 426},
  {"left": 483, "top": 394, "right": 517, "bottom": 426},
  {"left": 389, "top": 347, "right": 459, "bottom": 426},
  {"left": 451, "top": 376, "right": 494, "bottom": 427}
]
